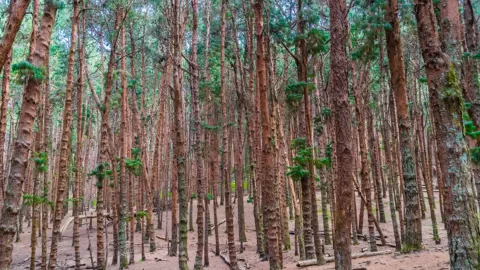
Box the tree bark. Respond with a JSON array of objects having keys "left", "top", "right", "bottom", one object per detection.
[
  {"left": 414, "top": 0, "right": 480, "bottom": 267},
  {"left": 97, "top": 7, "right": 122, "bottom": 269},
  {"left": 254, "top": 0, "right": 280, "bottom": 268},
  {"left": 0, "top": 0, "right": 31, "bottom": 72},
  {"left": 329, "top": 0, "right": 354, "bottom": 268},
  {"left": 0, "top": 2, "right": 58, "bottom": 268}
]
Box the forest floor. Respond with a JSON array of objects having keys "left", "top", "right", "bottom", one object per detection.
[{"left": 10, "top": 190, "right": 449, "bottom": 270}]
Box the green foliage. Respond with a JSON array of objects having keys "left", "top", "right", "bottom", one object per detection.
[
  {"left": 470, "top": 147, "right": 480, "bottom": 164},
  {"left": 201, "top": 121, "right": 219, "bottom": 131},
  {"left": 287, "top": 138, "right": 314, "bottom": 181},
  {"left": 401, "top": 243, "right": 423, "bottom": 253},
  {"left": 32, "top": 152, "right": 48, "bottom": 173},
  {"left": 12, "top": 61, "right": 46, "bottom": 83},
  {"left": 89, "top": 162, "right": 111, "bottom": 188},
  {"left": 285, "top": 82, "right": 315, "bottom": 107},
  {"left": 126, "top": 147, "right": 143, "bottom": 176},
  {"left": 191, "top": 193, "right": 197, "bottom": 199},
  {"left": 135, "top": 211, "right": 149, "bottom": 220},
  {"left": 206, "top": 193, "right": 213, "bottom": 201},
  {"left": 247, "top": 196, "right": 254, "bottom": 204},
  {"left": 23, "top": 194, "right": 53, "bottom": 208},
  {"left": 304, "top": 28, "right": 329, "bottom": 56},
  {"left": 125, "top": 158, "right": 142, "bottom": 176}
]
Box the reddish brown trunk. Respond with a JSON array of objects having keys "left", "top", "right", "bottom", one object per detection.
[
  {"left": 254, "top": 0, "right": 280, "bottom": 268},
  {"left": 0, "top": 0, "right": 31, "bottom": 71},
  {"left": 0, "top": 3, "right": 58, "bottom": 268},
  {"left": 329, "top": 0, "right": 353, "bottom": 267}
]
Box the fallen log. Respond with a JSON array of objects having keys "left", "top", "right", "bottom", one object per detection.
[
  {"left": 156, "top": 235, "right": 172, "bottom": 242},
  {"left": 296, "top": 249, "right": 392, "bottom": 267},
  {"left": 211, "top": 250, "right": 248, "bottom": 270},
  {"left": 68, "top": 264, "right": 86, "bottom": 268},
  {"left": 208, "top": 219, "right": 227, "bottom": 229}
]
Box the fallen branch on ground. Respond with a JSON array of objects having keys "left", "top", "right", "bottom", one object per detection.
[
  {"left": 296, "top": 249, "right": 392, "bottom": 267},
  {"left": 211, "top": 250, "right": 248, "bottom": 270},
  {"left": 156, "top": 235, "right": 172, "bottom": 242}
]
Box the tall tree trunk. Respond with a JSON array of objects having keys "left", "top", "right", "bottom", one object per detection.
[
  {"left": 171, "top": 0, "right": 188, "bottom": 268},
  {"left": 462, "top": 0, "right": 480, "bottom": 208},
  {"left": 244, "top": 1, "right": 264, "bottom": 256},
  {"left": 329, "top": 0, "right": 353, "bottom": 268},
  {"left": 119, "top": 16, "right": 129, "bottom": 268},
  {"left": 41, "top": 49, "right": 52, "bottom": 270},
  {"left": 191, "top": 0, "right": 205, "bottom": 268},
  {"left": 231, "top": 8, "right": 247, "bottom": 253},
  {"left": 385, "top": 0, "right": 423, "bottom": 251},
  {"left": 0, "top": 0, "right": 15, "bottom": 208},
  {"left": 48, "top": 0, "right": 80, "bottom": 251},
  {"left": 26, "top": 0, "right": 40, "bottom": 265},
  {"left": 254, "top": 0, "right": 280, "bottom": 268},
  {"left": 97, "top": 8, "right": 122, "bottom": 269},
  {"left": 73, "top": 2, "right": 86, "bottom": 268},
  {"left": 0, "top": 2, "right": 58, "bottom": 268},
  {"left": 219, "top": 1, "right": 238, "bottom": 268},
  {"left": 414, "top": 0, "right": 480, "bottom": 267}
]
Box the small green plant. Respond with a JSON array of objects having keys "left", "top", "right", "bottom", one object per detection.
[
  {"left": 400, "top": 243, "right": 423, "bottom": 253},
  {"left": 135, "top": 211, "right": 149, "bottom": 220}
]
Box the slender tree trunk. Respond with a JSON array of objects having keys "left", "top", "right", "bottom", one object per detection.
[
  {"left": 74, "top": 3, "right": 86, "bottom": 268},
  {"left": 191, "top": 0, "right": 205, "bottom": 267},
  {"left": 385, "top": 0, "right": 423, "bottom": 251},
  {"left": 171, "top": 1, "right": 188, "bottom": 268},
  {"left": 119, "top": 16, "right": 129, "bottom": 269},
  {"left": 97, "top": 8, "right": 122, "bottom": 269},
  {"left": 219, "top": 1, "right": 238, "bottom": 268},
  {"left": 231, "top": 9, "right": 247, "bottom": 253}
]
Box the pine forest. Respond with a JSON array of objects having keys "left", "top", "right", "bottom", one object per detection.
[{"left": 0, "top": 0, "right": 479, "bottom": 269}]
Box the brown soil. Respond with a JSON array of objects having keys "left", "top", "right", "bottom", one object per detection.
[{"left": 11, "top": 191, "right": 449, "bottom": 269}]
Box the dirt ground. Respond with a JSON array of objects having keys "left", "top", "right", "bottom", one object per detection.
[{"left": 11, "top": 191, "right": 449, "bottom": 269}]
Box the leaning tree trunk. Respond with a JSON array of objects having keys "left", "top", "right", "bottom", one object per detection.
[
  {"left": 329, "top": 0, "right": 354, "bottom": 268},
  {"left": 0, "top": 0, "right": 31, "bottom": 72},
  {"left": 414, "top": 0, "right": 480, "bottom": 268},
  {"left": 0, "top": 2, "right": 58, "bottom": 269}
]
